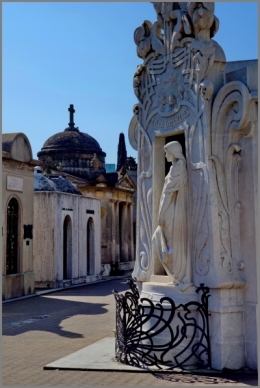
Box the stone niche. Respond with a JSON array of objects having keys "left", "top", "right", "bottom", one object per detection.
[{"left": 129, "top": 2, "right": 258, "bottom": 370}]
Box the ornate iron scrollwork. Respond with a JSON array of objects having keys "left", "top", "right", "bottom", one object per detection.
[{"left": 112, "top": 279, "right": 211, "bottom": 370}]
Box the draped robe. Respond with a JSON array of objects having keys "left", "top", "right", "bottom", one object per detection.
[{"left": 152, "top": 159, "right": 188, "bottom": 283}]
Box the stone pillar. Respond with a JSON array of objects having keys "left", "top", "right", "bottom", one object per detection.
[
  {"left": 109, "top": 199, "right": 117, "bottom": 263},
  {"left": 128, "top": 202, "right": 134, "bottom": 261},
  {"left": 121, "top": 202, "right": 129, "bottom": 262},
  {"left": 115, "top": 201, "right": 120, "bottom": 262}
]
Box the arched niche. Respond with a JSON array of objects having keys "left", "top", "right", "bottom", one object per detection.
[
  {"left": 63, "top": 215, "right": 72, "bottom": 280},
  {"left": 87, "top": 217, "right": 95, "bottom": 276}
]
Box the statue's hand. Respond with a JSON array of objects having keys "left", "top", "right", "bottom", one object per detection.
[{"left": 158, "top": 218, "right": 164, "bottom": 227}]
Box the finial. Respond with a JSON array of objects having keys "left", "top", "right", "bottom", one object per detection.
[{"left": 68, "top": 104, "right": 75, "bottom": 128}]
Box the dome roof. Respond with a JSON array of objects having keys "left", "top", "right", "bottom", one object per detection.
[
  {"left": 34, "top": 170, "right": 82, "bottom": 195},
  {"left": 40, "top": 130, "right": 105, "bottom": 156},
  {"left": 34, "top": 170, "right": 56, "bottom": 192},
  {"left": 37, "top": 105, "right": 106, "bottom": 181},
  {"left": 37, "top": 104, "right": 106, "bottom": 157}
]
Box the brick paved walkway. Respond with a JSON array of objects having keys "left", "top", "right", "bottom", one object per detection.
[{"left": 2, "top": 278, "right": 258, "bottom": 386}]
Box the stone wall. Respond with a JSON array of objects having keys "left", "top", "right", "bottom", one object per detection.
[
  {"left": 79, "top": 186, "right": 135, "bottom": 269},
  {"left": 33, "top": 191, "right": 101, "bottom": 288}
]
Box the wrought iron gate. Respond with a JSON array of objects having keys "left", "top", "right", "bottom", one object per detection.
[{"left": 112, "top": 279, "right": 211, "bottom": 370}]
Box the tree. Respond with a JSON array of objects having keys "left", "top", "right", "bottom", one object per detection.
[
  {"left": 120, "top": 156, "right": 138, "bottom": 175},
  {"left": 116, "top": 133, "right": 127, "bottom": 171},
  {"left": 42, "top": 156, "right": 62, "bottom": 174}
]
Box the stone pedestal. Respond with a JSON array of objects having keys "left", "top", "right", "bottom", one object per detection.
[
  {"left": 140, "top": 281, "right": 246, "bottom": 370},
  {"left": 140, "top": 282, "right": 202, "bottom": 367},
  {"left": 141, "top": 280, "right": 198, "bottom": 304},
  {"left": 208, "top": 288, "right": 245, "bottom": 370}
]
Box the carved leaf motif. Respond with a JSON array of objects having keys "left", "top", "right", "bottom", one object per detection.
[
  {"left": 218, "top": 212, "right": 231, "bottom": 259},
  {"left": 194, "top": 192, "right": 210, "bottom": 276},
  {"left": 133, "top": 123, "right": 153, "bottom": 279},
  {"left": 147, "top": 188, "right": 153, "bottom": 224},
  {"left": 211, "top": 81, "right": 250, "bottom": 162},
  {"left": 208, "top": 155, "right": 228, "bottom": 214},
  {"left": 220, "top": 252, "right": 232, "bottom": 274},
  {"left": 211, "top": 81, "right": 251, "bottom": 278},
  {"left": 140, "top": 222, "right": 150, "bottom": 272}
]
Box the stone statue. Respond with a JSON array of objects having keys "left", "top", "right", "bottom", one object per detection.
[{"left": 152, "top": 141, "right": 191, "bottom": 290}]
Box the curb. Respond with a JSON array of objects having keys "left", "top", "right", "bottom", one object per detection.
[{"left": 2, "top": 275, "right": 129, "bottom": 303}]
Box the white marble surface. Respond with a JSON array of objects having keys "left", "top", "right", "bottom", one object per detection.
[{"left": 129, "top": 2, "right": 258, "bottom": 371}]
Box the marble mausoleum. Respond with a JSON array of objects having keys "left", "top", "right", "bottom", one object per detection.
[{"left": 129, "top": 2, "right": 258, "bottom": 370}]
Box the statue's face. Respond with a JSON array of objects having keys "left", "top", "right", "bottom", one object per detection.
[{"left": 165, "top": 149, "right": 173, "bottom": 162}]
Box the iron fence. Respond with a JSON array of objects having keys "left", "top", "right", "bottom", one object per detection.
[{"left": 112, "top": 278, "right": 211, "bottom": 370}]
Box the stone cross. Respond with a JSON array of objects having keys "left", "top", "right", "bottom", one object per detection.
[{"left": 68, "top": 104, "right": 75, "bottom": 127}]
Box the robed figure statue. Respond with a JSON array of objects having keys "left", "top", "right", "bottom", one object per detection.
[{"left": 152, "top": 141, "right": 192, "bottom": 290}]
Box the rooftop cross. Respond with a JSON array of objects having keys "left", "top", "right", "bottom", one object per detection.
[{"left": 68, "top": 104, "right": 75, "bottom": 128}]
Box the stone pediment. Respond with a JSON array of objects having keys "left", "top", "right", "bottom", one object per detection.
[
  {"left": 96, "top": 174, "right": 107, "bottom": 183},
  {"left": 116, "top": 174, "right": 136, "bottom": 191}
]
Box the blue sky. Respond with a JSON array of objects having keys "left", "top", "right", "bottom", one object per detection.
[{"left": 3, "top": 2, "right": 258, "bottom": 163}]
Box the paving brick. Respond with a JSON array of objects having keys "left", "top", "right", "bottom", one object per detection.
[{"left": 3, "top": 278, "right": 258, "bottom": 386}]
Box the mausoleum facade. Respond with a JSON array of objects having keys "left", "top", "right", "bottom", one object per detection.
[
  {"left": 2, "top": 133, "right": 38, "bottom": 300},
  {"left": 33, "top": 171, "right": 101, "bottom": 288},
  {"left": 37, "top": 105, "right": 136, "bottom": 276},
  {"left": 129, "top": 2, "right": 258, "bottom": 370}
]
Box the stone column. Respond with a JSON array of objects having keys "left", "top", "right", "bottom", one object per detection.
[
  {"left": 115, "top": 201, "right": 120, "bottom": 262},
  {"left": 121, "top": 202, "right": 129, "bottom": 262},
  {"left": 109, "top": 199, "right": 117, "bottom": 263},
  {"left": 128, "top": 202, "right": 134, "bottom": 261}
]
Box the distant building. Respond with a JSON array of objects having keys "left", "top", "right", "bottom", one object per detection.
[
  {"left": 37, "top": 105, "right": 136, "bottom": 277},
  {"left": 33, "top": 171, "right": 101, "bottom": 288},
  {"left": 105, "top": 164, "right": 116, "bottom": 173},
  {"left": 2, "top": 133, "right": 38, "bottom": 300}
]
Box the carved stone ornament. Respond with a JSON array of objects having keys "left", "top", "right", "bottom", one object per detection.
[
  {"left": 90, "top": 153, "right": 101, "bottom": 170},
  {"left": 130, "top": 2, "right": 254, "bottom": 289},
  {"left": 117, "top": 178, "right": 132, "bottom": 189}
]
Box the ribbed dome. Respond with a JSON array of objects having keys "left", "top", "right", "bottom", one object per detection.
[{"left": 40, "top": 130, "right": 105, "bottom": 156}]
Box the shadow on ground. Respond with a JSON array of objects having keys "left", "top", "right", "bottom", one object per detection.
[
  {"left": 153, "top": 371, "right": 258, "bottom": 385},
  {"left": 3, "top": 298, "right": 108, "bottom": 338},
  {"left": 2, "top": 278, "right": 130, "bottom": 339},
  {"left": 46, "top": 277, "right": 132, "bottom": 297}
]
